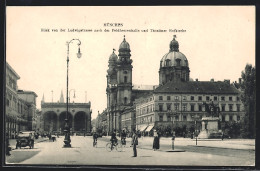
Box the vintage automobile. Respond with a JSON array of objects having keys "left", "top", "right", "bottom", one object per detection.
[{"left": 16, "top": 131, "right": 34, "bottom": 149}]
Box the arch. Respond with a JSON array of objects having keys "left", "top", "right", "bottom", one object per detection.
[
  {"left": 74, "top": 111, "right": 87, "bottom": 132},
  {"left": 43, "top": 111, "right": 58, "bottom": 132},
  {"left": 59, "top": 111, "right": 73, "bottom": 133}
]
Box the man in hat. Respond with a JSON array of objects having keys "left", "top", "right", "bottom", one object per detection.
[{"left": 131, "top": 129, "right": 138, "bottom": 157}]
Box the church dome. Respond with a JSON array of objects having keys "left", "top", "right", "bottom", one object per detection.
[
  {"left": 119, "top": 35, "right": 130, "bottom": 51},
  {"left": 109, "top": 49, "right": 118, "bottom": 62},
  {"left": 160, "top": 35, "right": 189, "bottom": 67}
]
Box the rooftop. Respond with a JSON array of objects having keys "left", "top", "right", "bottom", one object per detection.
[{"left": 154, "top": 80, "right": 240, "bottom": 94}]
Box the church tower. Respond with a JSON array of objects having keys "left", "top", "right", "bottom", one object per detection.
[
  {"left": 106, "top": 36, "right": 133, "bottom": 133},
  {"left": 106, "top": 49, "right": 118, "bottom": 132},
  {"left": 159, "top": 35, "right": 190, "bottom": 85},
  {"left": 60, "top": 90, "right": 64, "bottom": 103},
  {"left": 117, "top": 35, "right": 133, "bottom": 106}
]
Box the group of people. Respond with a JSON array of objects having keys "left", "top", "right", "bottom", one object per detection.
[{"left": 92, "top": 129, "right": 139, "bottom": 157}]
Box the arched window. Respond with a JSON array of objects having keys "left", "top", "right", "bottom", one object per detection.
[
  {"left": 176, "top": 59, "right": 181, "bottom": 66},
  {"left": 124, "top": 97, "right": 127, "bottom": 104},
  {"left": 166, "top": 59, "right": 171, "bottom": 66}
]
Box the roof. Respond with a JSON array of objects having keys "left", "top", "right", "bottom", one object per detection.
[
  {"left": 154, "top": 80, "right": 241, "bottom": 94},
  {"left": 6, "top": 62, "right": 20, "bottom": 79},
  {"left": 17, "top": 90, "right": 38, "bottom": 97},
  {"left": 132, "top": 84, "right": 158, "bottom": 90}
]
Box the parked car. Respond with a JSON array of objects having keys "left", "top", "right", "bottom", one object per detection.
[{"left": 16, "top": 131, "right": 34, "bottom": 149}]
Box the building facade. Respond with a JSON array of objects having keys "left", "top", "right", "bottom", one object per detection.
[
  {"left": 40, "top": 92, "right": 92, "bottom": 134},
  {"left": 5, "top": 63, "right": 38, "bottom": 138},
  {"left": 106, "top": 36, "right": 154, "bottom": 133},
  {"left": 135, "top": 35, "right": 245, "bottom": 133},
  {"left": 102, "top": 35, "right": 245, "bottom": 135}
]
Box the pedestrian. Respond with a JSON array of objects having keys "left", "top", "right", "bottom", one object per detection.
[
  {"left": 131, "top": 129, "right": 138, "bottom": 157},
  {"left": 6, "top": 133, "right": 11, "bottom": 156},
  {"left": 221, "top": 132, "right": 224, "bottom": 140},
  {"left": 153, "top": 130, "right": 160, "bottom": 151}
]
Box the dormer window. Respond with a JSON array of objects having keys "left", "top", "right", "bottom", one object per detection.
[
  {"left": 166, "top": 59, "right": 171, "bottom": 66},
  {"left": 176, "top": 59, "right": 181, "bottom": 66}
]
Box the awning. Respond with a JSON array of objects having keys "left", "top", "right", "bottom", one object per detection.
[
  {"left": 138, "top": 125, "right": 148, "bottom": 132},
  {"left": 145, "top": 125, "right": 154, "bottom": 132}
]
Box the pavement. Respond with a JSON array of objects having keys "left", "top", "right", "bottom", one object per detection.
[
  {"left": 5, "top": 136, "right": 255, "bottom": 166},
  {"left": 103, "top": 136, "right": 255, "bottom": 151}
]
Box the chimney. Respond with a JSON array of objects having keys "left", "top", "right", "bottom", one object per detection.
[
  {"left": 196, "top": 78, "right": 198, "bottom": 82},
  {"left": 210, "top": 78, "right": 214, "bottom": 82}
]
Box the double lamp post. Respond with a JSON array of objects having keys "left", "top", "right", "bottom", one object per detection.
[{"left": 63, "top": 39, "right": 82, "bottom": 148}]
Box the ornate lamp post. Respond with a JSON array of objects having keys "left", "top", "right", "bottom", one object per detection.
[{"left": 63, "top": 39, "right": 82, "bottom": 148}]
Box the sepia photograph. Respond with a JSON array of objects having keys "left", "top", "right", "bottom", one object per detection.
[{"left": 4, "top": 5, "right": 255, "bottom": 167}]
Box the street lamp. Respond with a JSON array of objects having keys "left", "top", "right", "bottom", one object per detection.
[
  {"left": 63, "top": 39, "right": 82, "bottom": 148},
  {"left": 192, "top": 114, "right": 200, "bottom": 145}
]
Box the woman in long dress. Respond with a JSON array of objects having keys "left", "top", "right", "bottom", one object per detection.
[{"left": 153, "top": 130, "right": 160, "bottom": 150}]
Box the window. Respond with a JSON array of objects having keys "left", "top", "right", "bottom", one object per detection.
[
  {"left": 174, "top": 96, "right": 179, "bottom": 100},
  {"left": 159, "top": 115, "right": 163, "bottom": 121},
  {"left": 183, "top": 104, "right": 187, "bottom": 111},
  {"left": 167, "top": 104, "right": 171, "bottom": 111},
  {"left": 183, "top": 115, "right": 187, "bottom": 121},
  {"left": 229, "top": 96, "right": 232, "bottom": 101},
  {"left": 236, "top": 104, "right": 240, "bottom": 112},
  {"left": 175, "top": 115, "right": 179, "bottom": 121},
  {"left": 191, "top": 96, "right": 194, "bottom": 101},
  {"left": 214, "top": 96, "right": 218, "bottom": 101},
  {"left": 6, "top": 99, "right": 10, "bottom": 106},
  {"left": 166, "top": 59, "right": 171, "bottom": 66},
  {"left": 124, "top": 76, "right": 127, "bottom": 83},
  {"left": 176, "top": 59, "right": 181, "bottom": 66},
  {"left": 199, "top": 105, "right": 202, "bottom": 111},
  {"left": 237, "top": 96, "right": 240, "bottom": 101},
  {"left": 190, "top": 104, "right": 195, "bottom": 111},
  {"left": 221, "top": 96, "right": 225, "bottom": 101},
  {"left": 183, "top": 96, "right": 187, "bottom": 100},
  {"left": 167, "top": 115, "right": 171, "bottom": 121},
  {"left": 174, "top": 104, "right": 179, "bottom": 111},
  {"left": 159, "top": 104, "right": 163, "bottom": 112},
  {"left": 159, "top": 96, "right": 163, "bottom": 100},
  {"left": 167, "top": 96, "right": 171, "bottom": 100},
  {"left": 237, "top": 115, "right": 240, "bottom": 121},
  {"left": 221, "top": 105, "right": 225, "bottom": 111},
  {"left": 229, "top": 115, "right": 233, "bottom": 121},
  {"left": 222, "top": 115, "right": 225, "bottom": 121},
  {"left": 198, "top": 96, "right": 202, "bottom": 101},
  {"left": 206, "top": 96, "right": 210, "bottom": 101},
  {"left": 229, "top": 104, "right": 233, "bottom": 111},
  {"left": 124, "top": 97, "right": 127, "bottom": 104}
]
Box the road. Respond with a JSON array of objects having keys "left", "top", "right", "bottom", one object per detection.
[{"left": 5, "top": 136, "right": 255, "bottom": 166}]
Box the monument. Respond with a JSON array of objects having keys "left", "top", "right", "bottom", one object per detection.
[{"left": 198, "top": 101, "right": 222, "bottom": 139}]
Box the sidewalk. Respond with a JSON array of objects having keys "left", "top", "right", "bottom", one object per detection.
[{"left": 102, "top": 136, "right": 255, "bottom": 151}]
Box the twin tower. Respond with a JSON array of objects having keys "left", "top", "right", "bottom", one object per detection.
[{"left": 106, "top": 35, "right": 190, "bottom": 132}]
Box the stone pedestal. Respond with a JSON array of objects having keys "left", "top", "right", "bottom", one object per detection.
[{"left": 198, "top": 117, "right": 221, "bottom": 139}]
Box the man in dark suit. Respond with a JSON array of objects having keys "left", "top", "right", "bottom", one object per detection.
[{"left": 131, "top": 129, "right": 138, "bottom": 157}]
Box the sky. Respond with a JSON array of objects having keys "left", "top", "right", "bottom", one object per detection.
[{"left": 6, "top": 6, "right": 255, "bottom": 120}]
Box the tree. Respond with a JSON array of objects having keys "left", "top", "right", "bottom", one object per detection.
[{"left": 240, "top": 64, "right": 256, "bottom": 138}]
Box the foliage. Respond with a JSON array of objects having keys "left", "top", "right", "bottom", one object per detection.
[
  {"left": 240, "top": 64, "right": 256, "bottom": 138},
  {"left": 222, "top": 121, "right": 242, "bottom": 138}
]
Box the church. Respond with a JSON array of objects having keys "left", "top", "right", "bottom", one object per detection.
[{"left": 104, "top": 35, "right": 244, "bottom": 135}]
